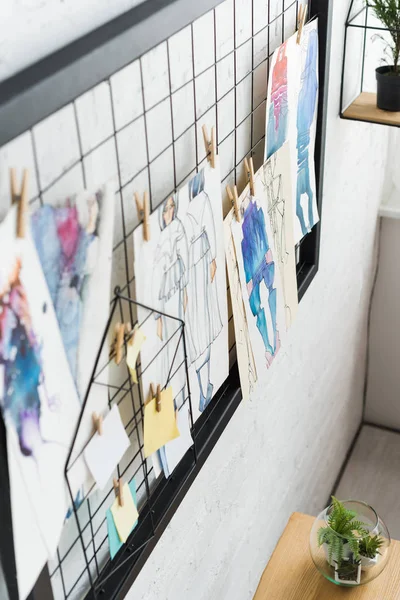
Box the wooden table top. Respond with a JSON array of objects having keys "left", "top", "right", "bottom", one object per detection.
[{"left": 253, "top": 512, "right": 400, "bottom": 600}]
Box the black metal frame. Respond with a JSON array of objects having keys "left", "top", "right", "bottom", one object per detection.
[
  {"left": 0, "top": 0, "right": 333, "bottom": 598},
  {"left": 340, "top": 0, "right": 400, "bottom": 127}
]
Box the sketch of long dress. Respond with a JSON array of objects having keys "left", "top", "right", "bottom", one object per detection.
[
  {"left": 266, "top": 42, "right": 288, "bottom": 159},
  {"left": 185, "top": 171, "right": 223, "bottom": 412},
  {"left": 153, "top": 216, "right": 188, "bottom": 394},
  {"left": 296, "top": 28, "right": 318, "bottom": 236}
]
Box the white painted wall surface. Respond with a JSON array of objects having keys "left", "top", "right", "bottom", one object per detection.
[
  {"left": 0, "top": 1, "right": 390, "bottom": 600},
  {"left": 0, "top": 0, "right": 145, "bottom": 81}
]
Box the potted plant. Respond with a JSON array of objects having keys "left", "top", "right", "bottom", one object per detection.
[
  {"left": 317, "top": 496, "right": 367, "bottom": 567},
  {"left": 359, "top": 534, "right": 384, "bottom": 569},
  {"left": 335, "top": 556, "right": 362, "bottom": 585},
  {"left": 368, "top": 0, "right": 400, "bottom": 111}
]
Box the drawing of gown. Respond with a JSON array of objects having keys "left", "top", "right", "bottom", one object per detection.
[
  {"left": 241, "top": 198, "right": 279, "bottom": 365},
  {"left": 153, "top": 216, "right": 188, "bottom": 394},
  {"left": 185, "top": 170, "right": 223, "bottom": 412},
  {"left": 296, "top": 29, "right": 318, "bottom": 236},
  {"left": 266, "top": 43, "right": 288, "bottom": 159}
]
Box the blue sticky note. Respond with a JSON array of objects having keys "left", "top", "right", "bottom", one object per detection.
[{"left": 107, "top": 480, "right": 138, "bottom": 560}]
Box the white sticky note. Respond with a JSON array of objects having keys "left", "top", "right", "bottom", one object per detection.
[
  {"left": 84, "top": 405, "right": 130, "bottom": 489},
  {"left": 164, "top": 403, "right": 193, "bottom": 475}
]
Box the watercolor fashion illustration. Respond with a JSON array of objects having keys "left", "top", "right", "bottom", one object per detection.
[
  {"left": 296, "top": 27, "right": 318, "bottom": 236},
  {"left": 31, "top": 193, "right": 99, "bottom": 384},
  {"left": 0, "top": 257, "right": 48, "bottom": 460},
  {"left": 266, "top": 42, "right": 288, "bottom": 160},
  {"left": 240, "top": 195, "right": 280, "bottom": 367},
  {"left": 154, "top": 170, "right": 223, "bottom": 413}
]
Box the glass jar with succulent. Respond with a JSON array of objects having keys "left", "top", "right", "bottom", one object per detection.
[
  {"left": 359, "top": 534, "right": 384, "bottom": 569},
  {"left": 367, "top": 0, "right": 400, "bottom": 111},
  {"left": 309, "top": 498, "right": 391, "bottom": 587}
]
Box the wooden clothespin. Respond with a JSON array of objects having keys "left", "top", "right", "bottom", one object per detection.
[
  {"left": 202, "top": 125, "right": 216, "bottom": 169},
  {"left": 296, "top": 4, "right": 307, "bottom": 45},
  {"left": 226, "top": 185, "right": 240, "bottom": 222},
  {"left": 244, "top": 157, "right": 255, "bottom": 197},
  {"left": 10, "top": 168, "right": 29, "bottom": 238},
  {"left": 110, "top": 322, "right": 125, "bottom": 365},
  {"left": 135, "top": 191, "right": 150, "bottom": 241},
  {"left": 92, "top": 412, "right": 103, "bottom": 435},
  {"left": 113, "top": 477, "right": 124, "bottom": 507},
  {"left": 150, "top": 383, "right": 162, "bottom": 413}
]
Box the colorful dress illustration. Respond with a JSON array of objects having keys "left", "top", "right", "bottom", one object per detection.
[
  {"left": 241, "top": 198, "right": 280, "bottom": 367},
  {"left": 267, "top": 42, "right": 288, "bottom": 159},
  {"left": 0, "top": 259, "right": 46, "bottom": 459},
  {"left": 185, "top": 170, "right": 223, "bottom": 412},
  {"left": 30, "top": 196, "right": 99, "bottom": 383},
  {"left": 296, "top": 28, "right": 318, "bottom": 236}
]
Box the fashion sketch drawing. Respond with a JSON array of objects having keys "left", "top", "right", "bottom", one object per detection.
[
  {"left": 224, "top": 209, "right": 257, "bottom": 401},
  {"left": 296, "top": 26, "right": 318, "bottom": 237},
  {"left": 133, "top": 160, "right": 228, "bottom": 426},
  {"left": 261, "top": 143, "right": 298, "bottom": 329},
  {"left": 0, "top": 204, "right": 80, "bottom": 559},
  {"left": 232, "top": 187, "right": 283, "bottom": 371},
  {"left": 266, "top": 41, "right": 289, "bottom": 160}
]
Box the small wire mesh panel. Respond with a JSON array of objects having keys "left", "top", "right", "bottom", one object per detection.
[{"left": 0, "top": 0, "right": 310, "bottom": 598}]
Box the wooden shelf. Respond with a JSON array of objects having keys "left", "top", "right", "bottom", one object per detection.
[{"left": 342, "top": 92, "right": 400, "bottom": 127}]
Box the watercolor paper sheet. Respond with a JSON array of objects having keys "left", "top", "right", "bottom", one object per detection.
[
  {"left": 261, "top": 143, "right": 298, "bottom": 329},
  {"left": 265, "top": 19, "right": 319, "bottom": 244},
  {"left": 231, "top": 172, "right": 286, "bottom": 377},
  {"left": 30, "top": 183, "right": 115, "bottom": 500},
  {"left": 0, "top": 205, "right": 81, "bottom": 560},
  {"left": 133, "top": 160, "right": 229, "bottom": 424},
  {"left": 224, "top": 209, "right": 257, "bottom": 401}
]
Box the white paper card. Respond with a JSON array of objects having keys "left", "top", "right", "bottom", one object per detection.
[{"left": 84, "top": 405, "right": 130, "bottom": 489}]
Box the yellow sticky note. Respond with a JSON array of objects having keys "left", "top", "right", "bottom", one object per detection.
[
  {"left": 110, "top": 482, "right": 139, "bottom": 543},
  {"left": 126, "top": 326, "right": 146, "bottom": 383},
  {"left": 143, "top": 387, "right": 180, "bottom": 457}
]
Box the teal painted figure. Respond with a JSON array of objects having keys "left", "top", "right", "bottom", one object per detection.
[{"left": 241, "top": 198, "right": 280, "bottom": 367}]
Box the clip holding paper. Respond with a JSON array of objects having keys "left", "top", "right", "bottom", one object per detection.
[
  {"left": 135, "top": 191, "right": 150, "bottom": 241},
  {"left": 244, "top": 157, "right": 255, "bottom": 197},
  {"left": 110, "top": 322, "right": 125, "bottom": 365},
  {"left": 10, "top": 168, "right": 29, "bottom": 239},
  {"left": 202, "top": 125, "right": 216, "bottom": 169},
  {"left": 296, "top": 4, "right": 307, "bottom": 45},
  {"left": 113, "top": 477, "right": 124, "bottom": 507},
  {"left": 92, "top": 412, "right": 103, "bottom": 435},
  {"left": 226, "top": 185, "right": 240, "bottom": 222},
  {"left": 150, "top": 383, "right": 162, "bottom": 412}
]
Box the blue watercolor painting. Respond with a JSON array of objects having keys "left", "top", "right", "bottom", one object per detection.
[
  {"left": 296, "top": 28, "right": 318, "bottom": 238},
  {"left": 240, "top": 197, "right": 280, "bottom": 368}
]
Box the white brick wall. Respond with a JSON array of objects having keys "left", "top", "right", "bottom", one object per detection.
[{"left": 0, "top": 0, "right": 390, "bottom": 599}]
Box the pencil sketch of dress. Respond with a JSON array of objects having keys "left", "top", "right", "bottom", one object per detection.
[
  {"left": 134, "top": 160, "right": 228, "bottom": 426},
  {"left": 262, "top": 143, "right": 298, "bottom": 329},
  {"left": 266, "top": 42, "right": 288, "bottom": 160},
  {"left": 185, "top": 170, "right": 223, "bottom": 412},
  {"left": 153, "top": 195, "right": 188, "bottom": 400},
  {"left": 296, "top": 27, "right": 318, "bottom": 237}
]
